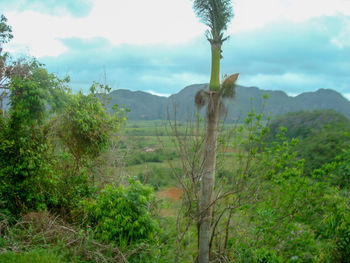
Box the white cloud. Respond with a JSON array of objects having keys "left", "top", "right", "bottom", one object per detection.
[
  {"left": 5, "top": 0, "right": 205, "bottom": 57},
  {"left": 231, "top": 0, "right": 350, "bottom": 33},
  {"left": 5, "top": 0, "right": 350, "bottom": 57},
  {"left": 146, "top": 90, "right": 170, "bottom": 97}
]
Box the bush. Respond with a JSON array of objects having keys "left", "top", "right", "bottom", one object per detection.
[
  {"left": 233, "top": 246, "right": 284, "bottom": 263},
  {"left": 81, "top": 179, "right": 159, "bottom": 247},
  {"left": 317, "top": 192, "right": 350, "bottom": 262}
]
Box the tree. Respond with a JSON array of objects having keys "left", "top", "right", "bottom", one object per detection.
[
  {"left": 0, "top": 14, "right": 13, "bottom": 114},
  {"left": 0, "top": 64, "right": 68, "bottom": 215},
  {"left": 0, "top": 15, "right": 32, "bottom": 116},
  {"left": 191, "top": 1, "right": 238, "bottom": 262}
]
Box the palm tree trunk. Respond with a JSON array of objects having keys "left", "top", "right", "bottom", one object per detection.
[
  {"left": 209, "top": 44, "right": 221, "bottom": 91},
  {"left": 198, "top": 42, "right": 221, "bottom": 263}
]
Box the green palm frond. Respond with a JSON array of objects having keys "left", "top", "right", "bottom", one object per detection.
[{"left": 193, "top": 0, "right": 233, "bottom": 43}]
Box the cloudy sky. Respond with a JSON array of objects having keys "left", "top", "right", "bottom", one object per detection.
[{"left": 1, "top": 0, "right": 350, "bottom": 98}]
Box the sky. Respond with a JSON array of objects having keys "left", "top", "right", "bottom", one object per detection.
[{"left": 1, "top": 0, "right": 350, "bottom": 98}]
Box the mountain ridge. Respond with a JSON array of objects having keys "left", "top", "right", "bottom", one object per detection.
[{"left": 105, "top": 84, "right": 350, "bottom": 121}]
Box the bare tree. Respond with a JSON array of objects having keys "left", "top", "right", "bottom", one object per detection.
[{"left": 166, "top": 103, "right": 274, "bottom": 262}]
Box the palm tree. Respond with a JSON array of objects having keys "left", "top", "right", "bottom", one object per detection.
[{"left": 192, "top": 1, "right": 238, "bottom": 262}]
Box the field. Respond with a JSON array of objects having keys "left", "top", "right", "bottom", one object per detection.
[
  {"left": 122, "top": 120, "right": 191, "bottom": 193},
  {"left": 121, "top": 120, "right": 237, "bottom": 191}
]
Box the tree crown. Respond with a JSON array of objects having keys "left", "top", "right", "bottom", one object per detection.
[{"left": 193, "top": 0, "right": 233, "bottom": 44}]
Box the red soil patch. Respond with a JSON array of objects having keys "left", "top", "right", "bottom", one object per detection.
[{"left": 157, "top": 187, "right": 183, "bottom": 202}]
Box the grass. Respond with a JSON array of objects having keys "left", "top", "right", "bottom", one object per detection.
[
  {"left": 0, "top": 211, "right": 130, "bottom": 263},
  {"left": 0, "top": 249, "right": 69, "bottom": 263}
]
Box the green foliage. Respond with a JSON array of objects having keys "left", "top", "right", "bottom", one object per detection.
[
  {"left": 137, "top": 166, "right": 179, "bottom": 190},
  {"left": 268, "top": 110, "right": 349, "bottom": 140},
  {"left": 317, "top": 192, "right": 350, "bottom": 262},
  {"left": 0, "top": 123, "right": 52, "bottom": 214},
  {"left": 297, "top": 124, "right": 350, "bottom": 175},
  {"left": 0, "top": 14, "right": 13, "bottom": 45},
  {"left": 226, "top": 126, "right": 350, "bottom": 262},
  {"left": 0, "top": 61, "right": 125, "bottom": 218},
  {"left": 128, "top": 149, "right": 165, "bottom": 165},
  {"left": 0, "top": 65, "right": 67, "bottom": 215},
  {"left": 268, "top": 110, "right": 350, "bottom": 175},
  {"left": 313, "top": 147, "right": 350, "bottom": 190},
  {"left": 214, "top": 109, "right": 349, "bottom": 262},
  {"left": 229, "top": 127, "right": 321, "bottom": 261},
  {"left": 233, "top": 246, "right": 284, "bottom": 263},
  {"left": 81, "top": 179, "right": 159, "bottom": 246},
  {"left": 0, "top": 249, "right": 69, "bottom": 263},
  {"left": 56, "top": 89, "right": 126, "bottom": 164},
  {"left": 46, "top": 155, "right": 95, "bottom": 215},
  {"left": 127, "top": 149, "right": 177, "bottom": 166},
  {"left": 45, "top": 85, "right": 126, "bottom": 216}
]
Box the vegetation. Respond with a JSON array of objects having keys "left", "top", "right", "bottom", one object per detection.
[
  {"left": 80, "top": 180, "right": 159, "bottom": 246},
  {"left": 268, "top": 110, "right": 350, "bottom": 175},
  {"left": 1, "top": 13, "right": 350, "bottom": 263},
  {"left": 0, "top": 249, "right": 68, "bottom": 263}
]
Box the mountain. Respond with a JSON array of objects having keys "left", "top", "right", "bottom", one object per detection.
[
  {"left": 105, "top": 84, "right": 350, "bottom": 121},
  {"left": 106, "top": 89, "right": 168, "bottom": 120}
]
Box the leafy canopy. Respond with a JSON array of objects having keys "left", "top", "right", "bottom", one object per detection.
[
  {"left": 193, "top": 0, "right": 233, "bottom": 43},
  {"left": 0, "top": 14, "right": 13, "bottom": 45}
]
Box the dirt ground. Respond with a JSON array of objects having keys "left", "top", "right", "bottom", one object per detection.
[{"left": 157, "top": 187, "right": 183, "bottom": 202}]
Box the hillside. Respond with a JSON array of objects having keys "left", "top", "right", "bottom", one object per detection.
[
  {"left": 105, "top": 84, "right": 350, "bottom": 121},
  {"left": 106, "top": 89, "right": 168, "bottom": 120}
]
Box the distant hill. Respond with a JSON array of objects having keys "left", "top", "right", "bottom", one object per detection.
[
  {"left": 106, "top": 89, "right": 168, "bottom": 120},
  {"left": 266, "top": 109, "right": 350, "bottom": 175},
  {"left": 105, "top": 84, "right": 350, "bottom": 121},
  {"left": 267, "top": 109, "right": 350, "bottom": 141}
]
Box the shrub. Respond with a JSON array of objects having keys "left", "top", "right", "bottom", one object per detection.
[
  {"left": 81, "top": 179, "right": 159, "bottom": 247},
  {"left": 317, "top": 192, "right": 350, "bottom": 262}
]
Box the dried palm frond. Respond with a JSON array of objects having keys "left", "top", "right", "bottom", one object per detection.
[
  {"left": 220, "top": 73, "right": 239, "bottom": 99},
  {"left": 195, "top": 89, "right": 209, "bottom": 111}
]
